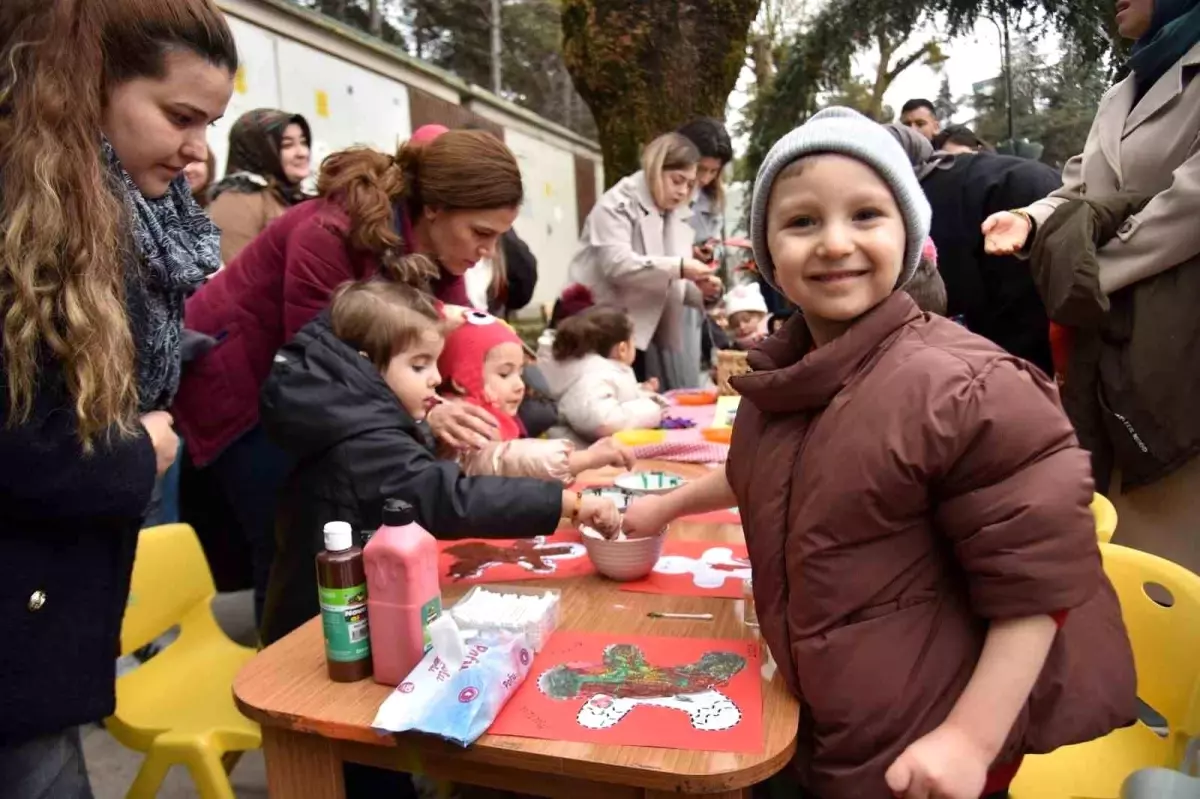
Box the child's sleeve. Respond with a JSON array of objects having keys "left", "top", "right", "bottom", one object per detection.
[
  {"left": 562, "top": 374, "right": 663, "bottom": 440},
  {"left": 932, "top": 359, "right": 1100, "bottom": 620},
  {"left": 351, "top": 428, "right": 563, "bottom": 538},
  {"left": 459, "top": 439, "right": 575, "bottom": 484}
]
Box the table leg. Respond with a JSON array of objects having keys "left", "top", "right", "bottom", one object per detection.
[{"left": 262, "top": 727, "right": 346, "bottom": 799}]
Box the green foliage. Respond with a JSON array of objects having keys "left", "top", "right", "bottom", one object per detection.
[
  {"left": 561, "top": 0, "right": 762, "bottom": 185},
  {"left": 934, "top": 74, "right": 958, "bottom": 121},
  {"left": 969, "top": 38, "right": 1108, "bottom": 167},
  {"left": 743, "top": 0, "right": 1118, "bottom": 180}
]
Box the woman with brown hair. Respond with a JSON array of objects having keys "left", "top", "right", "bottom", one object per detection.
[
  {"left": 569, "top": 132, "right": 721, "bottom": 390},
  {"left": 207, "top": 107, "right": 313, "bottom": 262},
  {"left": 174, "top": 129, "right": 525, "bottom": 628},
  {"left": 0, "top": 0, "right": 235, "bottom": 793}
]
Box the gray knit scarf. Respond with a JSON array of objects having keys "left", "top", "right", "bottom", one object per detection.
[{"left": 103, "top": 139, "right": 221, "bottom": 412}]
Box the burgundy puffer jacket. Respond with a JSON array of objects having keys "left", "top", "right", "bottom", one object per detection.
[
  {"left": 174, "top": 198, "right": 470, "bottom": 466},
  {"left": 727, "top": 292, "right": 1136, "bottom": 799}
]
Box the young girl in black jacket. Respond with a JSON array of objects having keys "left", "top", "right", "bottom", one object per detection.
[{"left": 258, "top": 279, "right": 620, "bottom": 644}]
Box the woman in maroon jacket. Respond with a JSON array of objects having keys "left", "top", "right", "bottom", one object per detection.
[{"left": 174, "top": 129, "right": 523, "bottom": 625}]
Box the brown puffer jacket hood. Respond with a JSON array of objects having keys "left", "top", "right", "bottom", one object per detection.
[{"left": 727, "top": 292, "right": 1136, "bottom": 799}]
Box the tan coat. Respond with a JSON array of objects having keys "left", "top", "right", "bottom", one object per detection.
[
  {"left": 1025, "top": 41, "right": 1200, "bottom": 573},
  {"left": 1025, "top": 41, "right": 1200, "bottom": 295},
  {"left": 208, "top": 188, "right": 289, "bottom": 264},
  {"left": 568, "top": 171, "right": 700, "bottom": 351}
]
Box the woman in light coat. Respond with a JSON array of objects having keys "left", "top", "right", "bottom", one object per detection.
[
  {"left": 568, "top": 133, "right": 719, "bottom": 389},
  {"left": 983, "top": 0, "right": 1200, "bottom": 573}
]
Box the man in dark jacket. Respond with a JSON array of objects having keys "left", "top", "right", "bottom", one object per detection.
[
  {"left": 921, "top": 151, "right": 1061, "bottom": 374},
  {"left": 257, "top": 309, "right": 580, "bottom": 646}
]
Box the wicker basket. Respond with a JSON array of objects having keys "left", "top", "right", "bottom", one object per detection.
[{"left": 715, "top": 349, "right": 749, "bottom": 396}]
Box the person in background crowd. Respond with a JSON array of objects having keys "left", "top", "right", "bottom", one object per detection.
[
  {"left": 569, "top": 133, "right": 720, "bottom": 389},
  {"left": 174, "top": 129, "right": 524, "bottom": 627},
  {"left": 887, "top": 122, "right": 1059, "bottom": 374},
  {"left": 983, "top": 0, "right": 1200, "bottom": 574},
  {"left": 674, "top": 117, "right": 734, "bottom": 388},
  {"left": 899, "top": 98, "right": 942, "bottom": 142},
  {"left": 207, "top": 108, "right": 312, "bottom": 262},
  {"left": 183, "top": 147, "right": 218, "bottom": 209},
  {"left": 0, "top": 1, "right": 235, "bottom": 795},
  {"left": 933, "top": 125, "right": 991, "bottom": 154}
]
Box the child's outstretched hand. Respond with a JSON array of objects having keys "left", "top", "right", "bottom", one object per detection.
[
  {"left": 621, "top": 496, "right": 672, "bottom": 539},
  {"left": 884, "top": 723, "right": 989, "bottom": 799},
  {"left": 577, "top": 496, "right": 621, "bottom": 538},
  {"left": 588, "top": 437, "right": 637, "bottom": 471},
  {"left": 640, "top": 377, "right": 660, "bottom": 393}
]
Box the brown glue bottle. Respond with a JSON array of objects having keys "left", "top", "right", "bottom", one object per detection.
[{"left": 316, "top": 521, "right": 373, "bottom": 682}]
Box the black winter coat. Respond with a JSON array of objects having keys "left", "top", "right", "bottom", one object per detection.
[
  {"left": 258, "top": 311, "right": 563, "bottom": 644},
  {"left": 921, "top": 152, "right": 1061, "bottom": 374},
  {"left": 0, "top": 346, "right": 156, "bottom": 740}
]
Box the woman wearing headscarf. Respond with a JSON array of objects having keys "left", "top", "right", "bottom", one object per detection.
[
  {"left": 983, "top": 0, "right": 1200, "bottom": 573},
  {"left": 207, "top": 108, "right": 312, "bottom": 262},
  {"left": 886, "top": 122, "right": 1060, "bottom": 373}
]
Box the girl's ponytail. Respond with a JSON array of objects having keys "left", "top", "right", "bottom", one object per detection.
[{"left": 552, "top": 306, "right": 633, "bottom": 361}]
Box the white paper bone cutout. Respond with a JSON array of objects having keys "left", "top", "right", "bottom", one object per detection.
[
  {"left": 575, "top": 689, "right": 742, "bottom": 731},
  {"left": 652, "top": 546, "right": 751, "bottom": 589}
]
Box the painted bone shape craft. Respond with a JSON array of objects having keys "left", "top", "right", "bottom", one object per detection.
[
  {"left": 652, "top": 546, "right": 751, "bottom": 589},
  {"left": 538, "top": 643, "right": 746, "bottom": 731},
  {"left": 443, "top": 536, "right": 586, "bottom": 580}
]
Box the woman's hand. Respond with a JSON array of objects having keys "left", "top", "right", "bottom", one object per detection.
[
  {"left": 696, "top": 274, "right": 724, "bottom": 300},
  {"left": 884, "top": 723, "right": 990, "bottom": 799},
  {"left": 426, "top": 400, "right": 500, "bottom": 450},
  {"left": 576, "top": 496, "right": 622, "bottom": 537},
  {"left": 681, "top": 258, "right": 717, "bottom": 282},
  {"left": 693, "top": 239, "right": 718, "bottom": 263},
  {"left": 140, "top": 411, "right": 179, "bottom": 478},
  {"left": 982, "top": 211, "right": 1032, "bottom": 256},
  {"left": 622, "top": 495, "right": 672, "bottom": 538}
]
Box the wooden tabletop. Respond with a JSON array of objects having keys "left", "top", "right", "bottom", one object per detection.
[{"left": 234, "top": 461, "right": 799, "bottom": 795}]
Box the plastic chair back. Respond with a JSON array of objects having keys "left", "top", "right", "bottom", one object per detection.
[
  {"left": 121, "top": 524, "right": 216, "bottom": 656},
  {"left": 1092, "top": 493, "right": 1118, "bottom": 543},
  {"left": 1101, "top": 543, "right": 1200, "bottom": 766}
]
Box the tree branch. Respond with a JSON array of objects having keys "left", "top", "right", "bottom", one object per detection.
[{"left": 886, "top": 41, "right": 936, "bottom": 83}]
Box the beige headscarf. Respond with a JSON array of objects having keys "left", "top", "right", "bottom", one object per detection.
[{"left": 884, "top": 123, "right": 956, "bottom": 181}]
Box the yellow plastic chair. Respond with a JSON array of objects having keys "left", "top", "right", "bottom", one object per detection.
[
  {"left": 105, "top": 524, "right": 261, "bottom": 799},
  {"left": 1011, "top": 543, "right": 1200, "bottom": 799},
  {"left": 1092, "top": 493, "right": 1118, "bottom": 544}
]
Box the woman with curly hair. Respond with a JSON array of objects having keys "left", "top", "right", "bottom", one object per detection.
[
  {"left": 0, "top": 0, "right": 235, "bottom": 793},
  {"left": 174, "top": 127, "right": 526, "bottom": 628}
]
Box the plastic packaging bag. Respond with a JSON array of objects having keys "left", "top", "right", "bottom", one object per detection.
[{"left": 372, "top": 625, "right": 534, "bottom": 747}]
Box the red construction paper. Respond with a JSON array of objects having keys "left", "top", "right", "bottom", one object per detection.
[
  {"left": 489, "top": 631, "right": 763, "bottom": 753},
  {"left": 437, "top": 529, "right": 594, "bottom": 586},
  {"left": 620, "top": 540, "right": 750, "bottom": 598}
]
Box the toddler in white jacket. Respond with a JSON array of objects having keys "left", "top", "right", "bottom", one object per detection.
[{"left": 539, "top": 306, "right": 666, "bottom": 442}]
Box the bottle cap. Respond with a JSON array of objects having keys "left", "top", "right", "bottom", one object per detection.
[
  {"left": 382, "top": 498, "right": 416, "bottom": 527},
  {"left": 323, "top": 521, "right": 353, "bottom": 552}
]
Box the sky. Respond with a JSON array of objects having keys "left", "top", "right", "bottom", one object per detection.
[{"left": 726, "top": 12, "right": 1062, "bottom": 155}]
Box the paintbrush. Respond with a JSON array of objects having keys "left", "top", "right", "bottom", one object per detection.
[{"left": 647, "top": 612, "right": 713, "bottom": 620}]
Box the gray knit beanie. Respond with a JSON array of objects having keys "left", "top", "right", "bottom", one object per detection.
[{"left": 750, "top": 107, "right": 932, "bottom": 294}]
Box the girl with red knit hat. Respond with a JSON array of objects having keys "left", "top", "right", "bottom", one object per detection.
[{"left": 438, "top": 310, "right": 636, "bottom": 479}]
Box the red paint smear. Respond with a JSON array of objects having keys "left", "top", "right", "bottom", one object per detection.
[
  {"left": 619, "top": 539, "right": 750, "bottom": 599},
  {"left": 488, "top": 631, "right": 763, "bottom": 753}
]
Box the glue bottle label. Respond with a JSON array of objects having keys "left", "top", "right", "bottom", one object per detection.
[
  {"left": 420, "top": 595, "right": 443, "bottom": 654},
  {"left": 320, "top": 583, "right": 371, "bottom": 662}
]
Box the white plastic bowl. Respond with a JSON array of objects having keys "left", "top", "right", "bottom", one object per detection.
[
  {"left": 579, "top": 527, "right": 666, "bottom": 581},
  {"left": 613, "top": 471, "right": 686, "bottom": 496}
]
